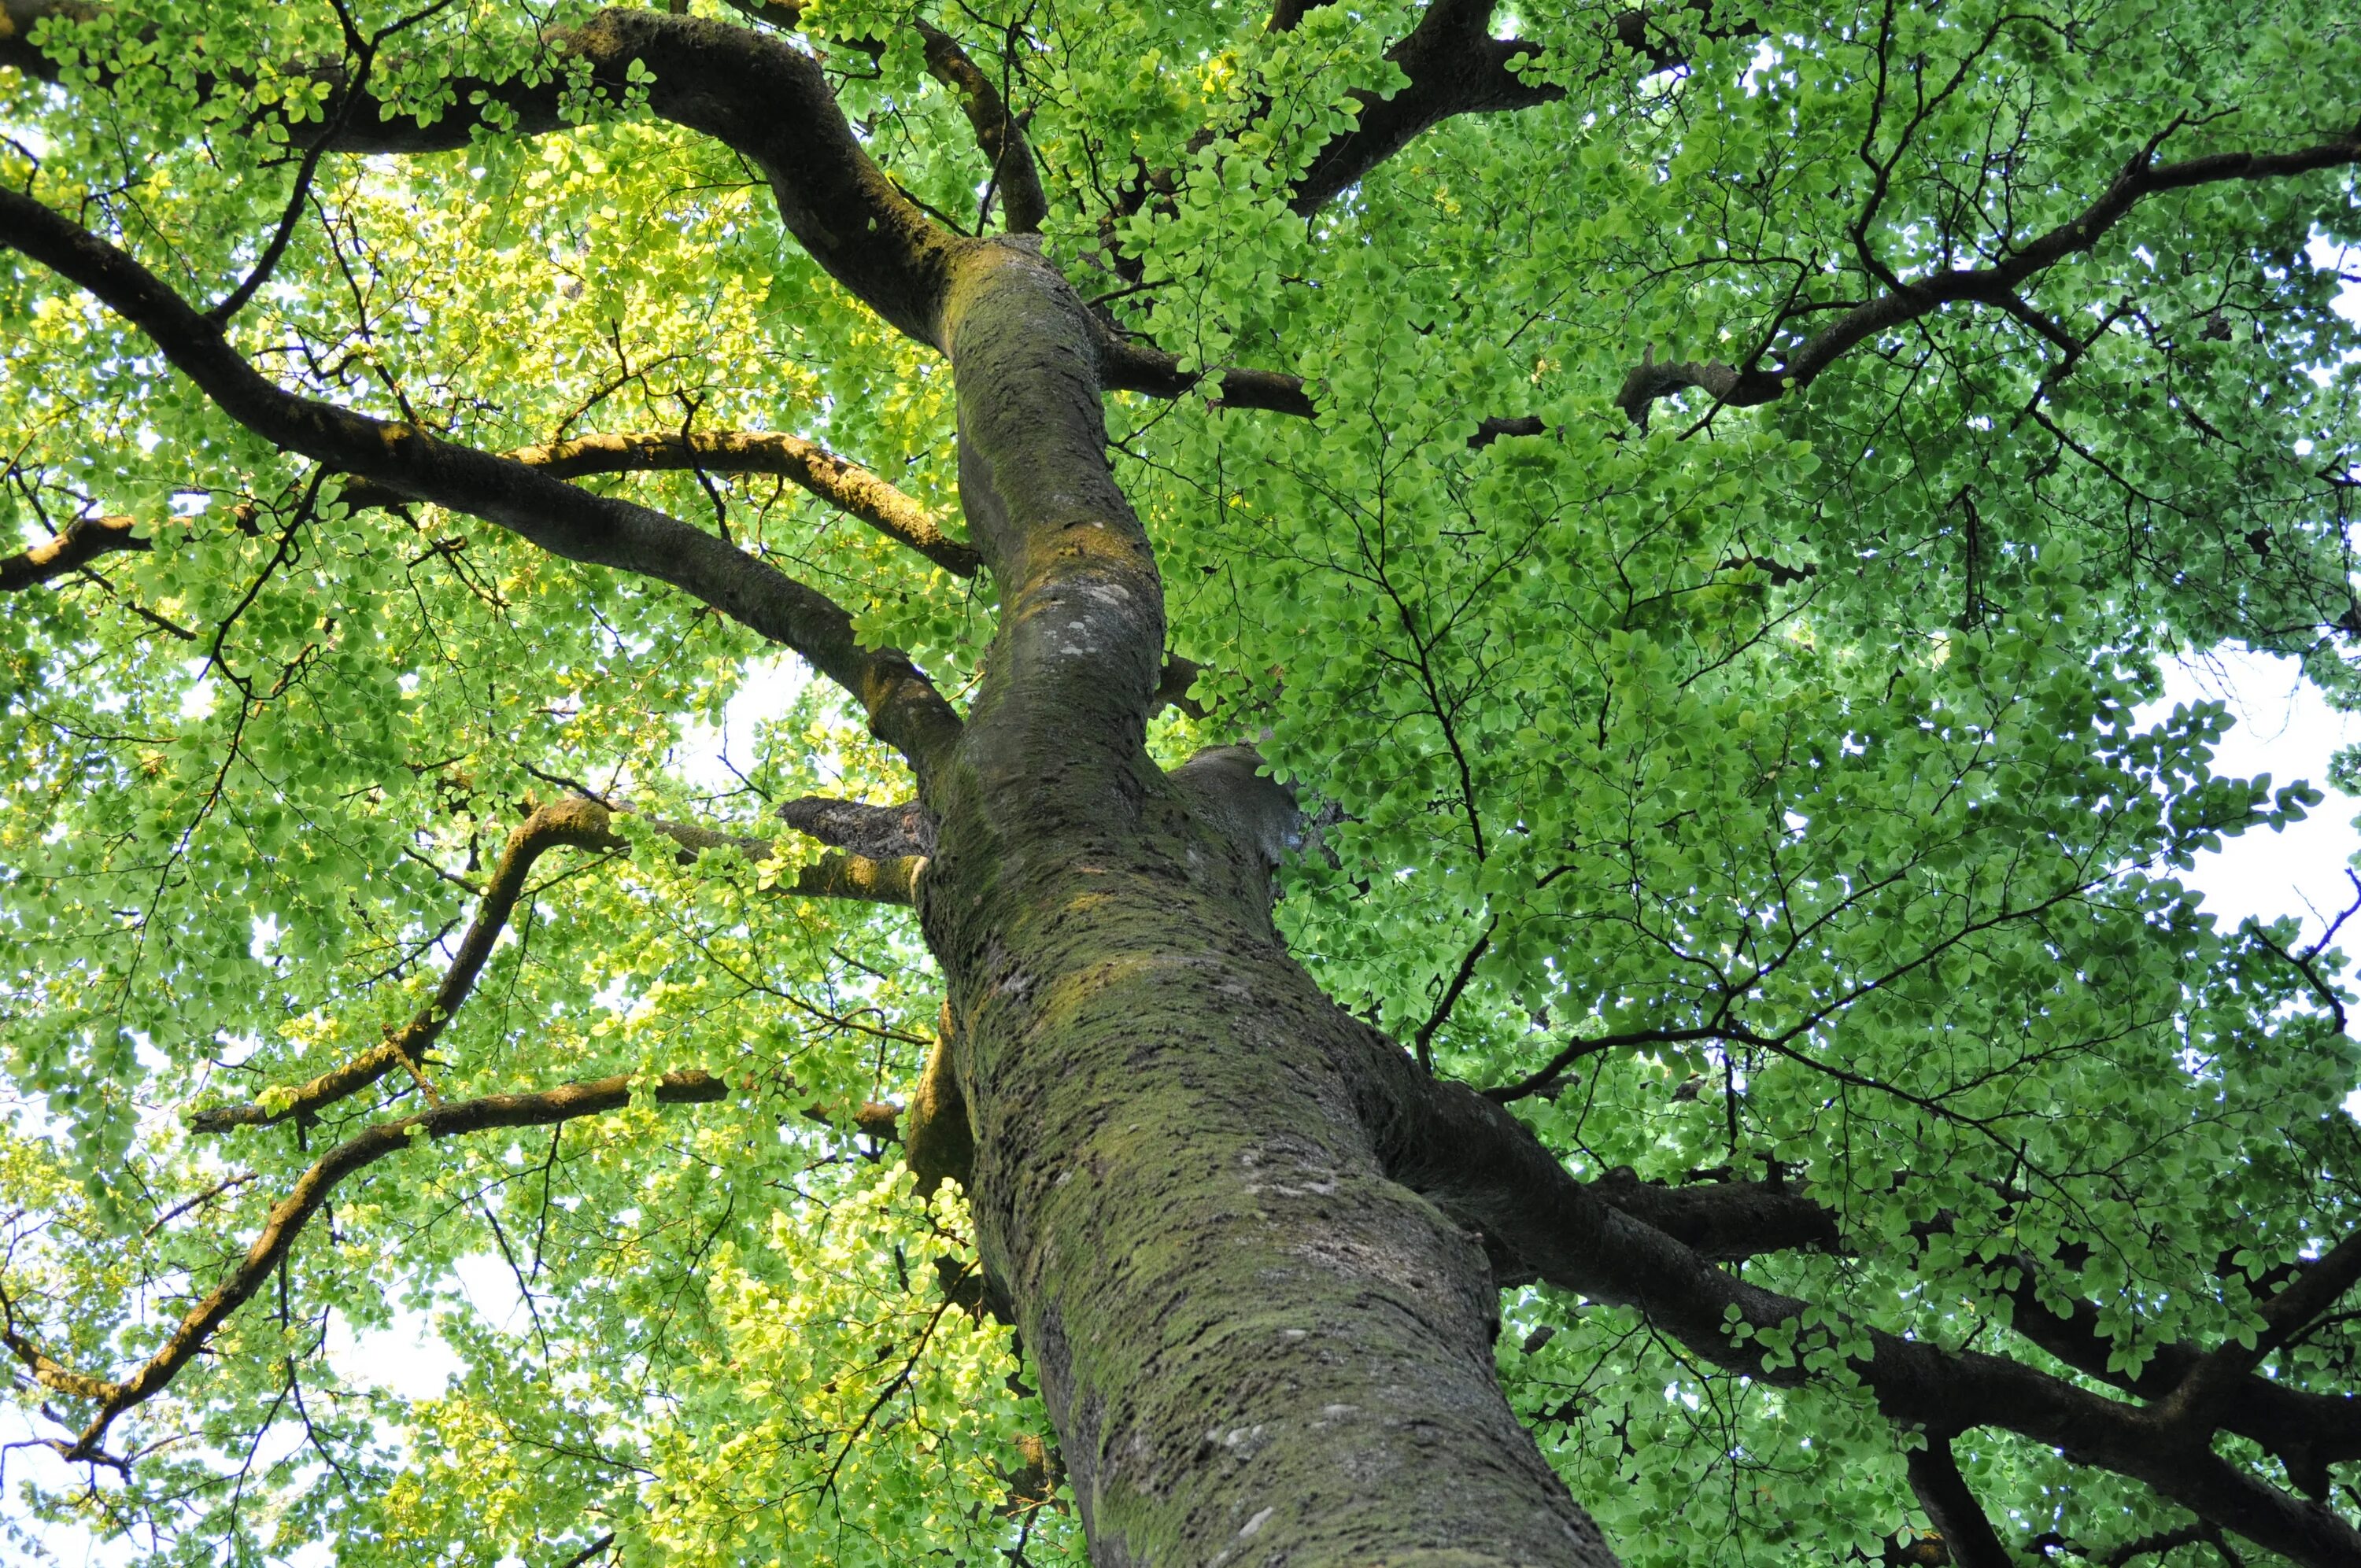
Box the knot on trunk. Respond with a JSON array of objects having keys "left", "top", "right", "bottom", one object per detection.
[
  {"left": 905, "top": 1001, "right": 975, "bottom": 1197},
  {"left": 1168, "top": 744, "right": 1302, "bottom": 870},
  {"left": 778, "top": 795, "right": 937, "bottom": 858}
]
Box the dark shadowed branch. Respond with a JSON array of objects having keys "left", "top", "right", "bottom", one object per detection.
[
  {"left": 913, "top": 20, "right": 1050, "bottom": 235},
  {"left": 1288, "top": 0, "right": 1560, "bottom": 216},
  {"left": 0, "top": 512, "right": 149, "bottom": 590},
  {"left": 1581, "top": 1173, "right": 1842, "bottom": 1262},
  {"left": 1384, "top": 1068, "right": 2361, "bottom": 1568},
  {"left": 1097, "top": 332, "right": 1320, "bottom": 417},
  {"left": 1616, "top": 125, "right": 2361, "bottom": 426},
  {"left": 1905, "top": 1435, "right": 2011, "bottom": 1568},
  {"left": 1286, "top": 1, "right": 1749, "bottom": 216},
  {"left": 716, "top": 0, "right": 1049, "bottom": 234},
  {"left": 2, "top": 6, "right": 963, "bottom": 345}
]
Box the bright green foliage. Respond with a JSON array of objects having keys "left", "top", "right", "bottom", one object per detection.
[{"left": 2, "top": 0, "right": 2359, "bottom": 1564}]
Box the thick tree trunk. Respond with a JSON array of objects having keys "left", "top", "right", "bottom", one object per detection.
[{"left": 914, "top": 238, "right": 1617, "bottom": 1566}]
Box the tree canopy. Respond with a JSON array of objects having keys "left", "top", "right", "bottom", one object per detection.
[{"left": 2, "top": 1, "right": 2361, "bottom": 1565}]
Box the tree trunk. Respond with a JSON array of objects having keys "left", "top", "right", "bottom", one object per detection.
[{"left": 915, "top": 237, "right": 1618, "bottom": 1566}]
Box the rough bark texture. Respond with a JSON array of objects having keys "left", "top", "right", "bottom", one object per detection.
[{"left": 911, "top": 236, "right": 1616, "bottom": 1566}]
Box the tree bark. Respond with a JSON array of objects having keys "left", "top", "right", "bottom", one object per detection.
[{"left": 912, "top": 236, "right": 1617, "bottom": 1566}]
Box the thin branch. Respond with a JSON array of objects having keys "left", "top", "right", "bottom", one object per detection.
[
  {"left": 1469, "top": 415, "right": 1547, "bottom": 448},
  {"left": 552, "top": 1533, "right": 617, "bottom": 1568},
  {"left": 140, "top": 1172, "right": 262, "bottom": 1238},
  {"left": 187, "top": 799, "right": 618, "bottom": 1133},
  {"left": 1485, "top": 1023, "right": 1745, "bottom": 1104},
  {"left": 1617, "top": 124, "right": 2361, "bottom": 424},
  {"left": 5, "top": 1069, "right": 727, "bottom": 1461},
  {"left": 2238, "top": 870, "right": 2360, "bottom": 1036},
  {"left": 190, "top": 797, "right": 921, "bottom": 1134},
  {"left": 1413, "top": 916, "right": 1495, "bottom": 1072}
]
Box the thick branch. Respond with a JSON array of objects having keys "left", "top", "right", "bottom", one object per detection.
[
  {"left": 641, "top": 811, "right": 926, "bottom": 904},
  {"left": 1616, "top": 127, "right": 2361, "bottom": 424},
  {"left": 1584, "top": 1173, "right": 1842, "bottom": 1262},
  {"left": 0, "top": 188, "right": 963, "bottom": 776},
  {"left": 1996, "top": 1255, "right": 2361, "bottom": 1497},
  {"left": 17, "top": 1068, "right": 726, "bottom": 1460},
  {"left": 1289, "top": 0, "right": 1558, "bottom": 216},
  {"left": 342, "top": 430, "right": 978, "bottom": 578},
  {"left": 1381, "top": 1072, "right": 2361, "bottom": 1568},
  {"left": 3, "top": 6, "right": 963, "bottom": 346},
  {"left": 717, "top": 2, "right": 1047, "bottom": 234},
  {"left": 776, "top": 795, "right": 936, "bottom": 859},
  {"left": 2160, "top": 1228, "right": 2361, "bottom": 1437},
  {"left": 1905, "top": 1436, "right": 2012, "bottom": 1568},
  {"left": 1594, "top": 1184, "right": 2361, "bottom": 1485},
  {"left": 0, "top": 513, "right": 148, "bottom": 590},
  {"left": 914, "top": 21, "right": 1050, "bottom": 235}
]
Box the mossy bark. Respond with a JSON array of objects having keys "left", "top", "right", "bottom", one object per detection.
[{"left": 913, "top": 238, "right": 1618, "bottom": 1567}]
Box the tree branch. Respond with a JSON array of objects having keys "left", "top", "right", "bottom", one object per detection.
[
  {"left": 776, "top": 795, "right": 936, "bottom": 859},
  {"left": 1412, "top": 916, "right": 1495, "bottom": 1072},
  {"left": 1582, "top": 1173, "right": 1842, "bottom": 1262},
  {"left": 2160, "top": 1229, "right": 2361, "bottom": 1437},
  {"left": 715, "top": 0, "right": 1047, "bottom": 235},
  {"left": 1905, "top": 1434, "right": 2012, "bottom": 1568},
  {"left": 341, "top": 429, "right": 979, "bottom": 578},
  {"left": 1616, "top": 125, "right": 2361, "bottom": 425},
  {"left": 1283, "top": 2, "right": 1747, "bottom": 216},
  {"left": 9, "top": 1068, "right": 727, "bottom": 1462},
  {"left": 0, "top": 186, "right": 964, "bottom": 777},
  {"left": 1582, "top": 1185, "right": 2361, "bottom": 1489},
  {"left": 1484, "top": 1022, "right": 1747, "bottom": 1103},
  {"left": 914, "top": 20, "right": 1050, "bottom": 235},
  {"left": 1381, "top": 1070, "right": 2361, "bottom": 1568},
  {"left": 0, "top": 512, "right": 149, "bottom": 591},
  {"left": 1288, "top": 0, "right": 1558, "bottom": 216},
  {"left": 638, "top": 810, "right": 927, "bottom": 905},
  {"left": 1096, "top": 331, "right": 1318, "bottom": 417},
  {"left": 187, "top": 799, "right": 616, "bottom": 1134},
  {"left": 187, "top": 797, "right": 918, "bottom": 1134},
  {"left": 2, "top": 6, "right": 963, "bottom": 347}
]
